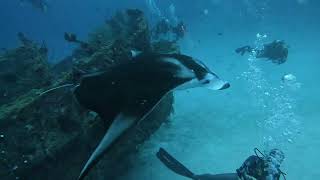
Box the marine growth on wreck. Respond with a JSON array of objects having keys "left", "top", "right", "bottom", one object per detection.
[{"left": 0, "top": 9, "right": 179, "bottom": 180}]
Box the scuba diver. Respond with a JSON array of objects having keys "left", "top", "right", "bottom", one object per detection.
[
  {"left": 152, "top": 19, "right": 186, "bottom": 41},
  {"left": 157, "top": 148, "right": 286, "bottom": 180},
  {"left": 153, "top": 19, "right": 172, "bottom": 37},
  {"left": 235, "top": 40, "right": 289, "bottom": 64},
  {"left": 172, "top": 21, "right": 186, "bottom": 41}
]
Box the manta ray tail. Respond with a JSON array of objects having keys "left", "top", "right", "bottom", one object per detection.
[
  {"left": 78, "top": 113, "right": 136, "bottom": 180},
  {"left": 39, "top": 84, "right": 76, "bottom": 97}
]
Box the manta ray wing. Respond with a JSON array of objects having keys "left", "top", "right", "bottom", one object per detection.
[{"left": 75, "top": 62, "right": 185, "bottom": 179}]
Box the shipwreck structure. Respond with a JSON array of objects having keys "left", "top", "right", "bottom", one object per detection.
[{"left": 0, "top": 9, "right": 180, "bottom": 180}]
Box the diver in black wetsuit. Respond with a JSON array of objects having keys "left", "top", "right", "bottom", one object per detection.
[
  {"left": 235, "top": 40, "right": 289, "bottom": 64},
  {"left": 157, "top": 148, "right": 286, "bottom": 180}
]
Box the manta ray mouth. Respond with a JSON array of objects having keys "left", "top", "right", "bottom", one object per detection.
[
  {"left": 204, "top": 80, "right": 230, "bottom": 90},
  {"left": 218, "top": 82, "right": 230, "bottom": 90},
  {"left": 203, "top": 75, "right": 230, "bottom": 90},
  {"left": 201, "top": 73, "right": 230, "bottom": 91}
]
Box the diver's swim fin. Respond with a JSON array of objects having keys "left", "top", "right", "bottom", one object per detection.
[{"left": 156, "top": 148, "right": 195, "bottom": 179}]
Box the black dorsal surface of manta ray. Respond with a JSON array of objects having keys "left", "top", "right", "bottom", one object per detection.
[{"left": 74, "top": 52, "right": 230, "bottom": 180}]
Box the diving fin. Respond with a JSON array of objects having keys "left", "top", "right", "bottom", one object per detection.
[{"left": 156, "top": 148, "right": 195, "bottom": 179}]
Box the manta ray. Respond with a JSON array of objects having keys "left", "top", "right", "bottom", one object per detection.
[{"left": 73, "top": 52, "right": 230, "bottom": 180}]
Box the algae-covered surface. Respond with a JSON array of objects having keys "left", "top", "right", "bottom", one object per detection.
[
  {"left": 0, "top": 33, "right": 51, "bottom": 106},
  {"left": 0, "top": 90, "right": 41, "bottom": 123}
]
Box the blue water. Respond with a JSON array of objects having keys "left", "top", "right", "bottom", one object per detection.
[{"left": 1, "top": 0, "right": 319, "bottom": 179}]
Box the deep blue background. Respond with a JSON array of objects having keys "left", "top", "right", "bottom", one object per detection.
[{"left": 0, "top": 0, "right": 319, "bottom": 62}]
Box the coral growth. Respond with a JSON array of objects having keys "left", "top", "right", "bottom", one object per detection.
[{"left": 0, "top": 33, "right": 51, "bottom": 106}]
